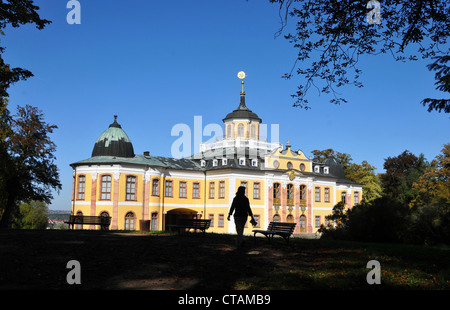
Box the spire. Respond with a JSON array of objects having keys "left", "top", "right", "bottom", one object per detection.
[
  {"left": 109, "top": 115, "right": 121, "bottom": 128},
  {"left": 238, "top": 71, "right": 247, "bottom": 110},
  {"left": 223, "top": 71, "right": 262, "bottom": 123},
  {"left": 239, "top": 82, "right": 247, "bottom": 110}
]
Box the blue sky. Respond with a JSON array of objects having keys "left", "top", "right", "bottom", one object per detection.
[{"left": 3, "top": 0, "right": 449, "bottom": 210}]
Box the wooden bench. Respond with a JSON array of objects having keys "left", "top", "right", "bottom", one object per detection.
[
  {"left": 166, "top": 219, "right": 211, "bottom": 234},
  {"left": 253, "top": 222, "right": 296, "bottom": 243},
  {"left": 65, "top": 215, "right": 111, "bottom": 231}
]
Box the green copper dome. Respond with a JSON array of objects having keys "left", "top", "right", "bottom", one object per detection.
[{"left": 91, "top": 115, "right": 135, "bottom": 158}]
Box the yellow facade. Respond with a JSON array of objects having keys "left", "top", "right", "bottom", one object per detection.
[{"left": 70, "top": 83, "right": 363, "bottom": 234}]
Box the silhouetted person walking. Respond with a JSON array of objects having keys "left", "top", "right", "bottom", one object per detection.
[{"left": 227, "top": 186, "right": 256, "bottom": 247}]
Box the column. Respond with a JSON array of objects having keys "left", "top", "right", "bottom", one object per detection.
[
  {"left": 90, "top": 173, "right": 97, "bottom": 230},
  {"left": 111, "top": 172, "right": 120, "bottom": 230},
  {"left": 307, "top": 188, "right": 313, "bottom": 233}
]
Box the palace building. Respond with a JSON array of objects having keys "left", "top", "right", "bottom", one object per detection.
[{"left": 70, "top": 77, "right": 363, "bottom": 234}]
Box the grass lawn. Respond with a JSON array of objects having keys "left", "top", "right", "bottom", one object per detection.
[{"left": 0, "top": 229, "right": 448, "bottom": 290}]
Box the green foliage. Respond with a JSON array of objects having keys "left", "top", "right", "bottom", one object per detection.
[
  {"left": 0, "top": 105, "right": 61, "bottom": 228},
  {"left": 312, "top": 148, "right": 382, "bottom": 202},
  {"left": 0, "top": 2, "right": 56, "bottom": 229},
  {"left": 14, "top": 200, "right": 48, "bottom": 229},
  {"left": 270, "top": 0, "right": 449, "bottom": 112},
  {"left": 380, "top": 150, "right": 429, "bottom": 205},
  {"left": 321, "top": 146, "right": 450, "bottom": 246}
]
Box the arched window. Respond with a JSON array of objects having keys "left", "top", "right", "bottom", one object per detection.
[
  {"left": 125, "top": 212, "right": 136, "bottom": 230},
  {"left": 287, "top": 184, "right": 294, "bottom": 200},
  {"left": 273, "top": 183, "right": 280, "bottom": 199},
  {"left": 75, "top": 211, "right": 83, "bottom": 230},
  {"left": 273, "top": 214, "right": 280, "bottom": 222},
  {"left": 299, "top": 215, "right": 306, "bottom": 233},
  {"left": 299, "top": 185, "right": 306, "bottom": 201},
  {"left": 151, "top": 213, "right": 158, "bottom": 231},
  {"left": 237, "top": 124, "right": 244, "bottom": 137},
  {"left": 152, "top": 178, "right": 159, "bottom": 196},
  {"left": 226, "top": 124, "right": 232, "bottom": 138},
  {"left": 286, "top": 214, "right": 294, "bottom": 223},
  {"left": 250, "top": 124, "right": 256, "bottom": 139}
]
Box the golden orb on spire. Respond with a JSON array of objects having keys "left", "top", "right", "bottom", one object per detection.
[{"left": 237, "top": 71, "right": 246, "bottom": 94}]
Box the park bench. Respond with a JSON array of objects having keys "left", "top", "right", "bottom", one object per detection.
[
  {"left": 253, "top": 222, "right": 296, "bottom": 244},
  {"left": 65, "top": 215, "right": 111, "bottom": 231},
  {"left": 166, "top": 219, "right": 211, "bottom": 234}
]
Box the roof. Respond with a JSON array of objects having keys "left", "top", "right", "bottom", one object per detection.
[
  {"left": 70, "top": 154, "right": 202, "bottom": 171},
  {"left": 91, "top": 116, "right": 135, "bottom": 158},
  {"left": 222, "top": 92, "right": 261, "bottom": 123}
]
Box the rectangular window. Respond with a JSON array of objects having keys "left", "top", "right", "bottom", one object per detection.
[
  {"left": 193, "top": 182, "right": 200, "bottom": 199},
  {"left": 240, "top": 181, "right": 247, "bottom": 196},
  {"left": 209, "top": 214, "right": 214, "bottom": 227},
  {"left": 77, "top": 175, "right": 85, "bottom": 200},
  {"left": 315, "top": 216, "right": 321, "bottom": 228},
  {"left": 354, "top": 192, "right": 360, "bottom": 205},
  {"left": 315, "top": 187, "right": 320, "bottom": 202},
  {"left": 254, "top": 214, "right": 260, "bottom": 228},
  {"left": 209, "top": 182, "right": 215, "bottom": 199},
  {"left": 126, "top": 176, "right": 136, "bottom": 201},
  {"left": 324, "top": 188, "right": 330, "bottom": 202},
  {"left": 101, "top": 175, "right": 111, "bottom": 200},
  {"left": 219, "top": 181, "right": 225, "bottom": 198},
  {"left": 253, "top": 182, "right": 260, "bottom": 199},
  {"left": 341, "top": 192, "right": 347, "bottom": 204},
  {"left": 179, "top": 181, "right": 186, "bottom": 198},
  {"left": 218, "top": 214, "right": 224, "bottom": 227},
  {"left": 152, "top": 179, "right": 159, "bottom": 196},
  {"left": 165, "top": 180, "right": 173, "bottom": 197}
]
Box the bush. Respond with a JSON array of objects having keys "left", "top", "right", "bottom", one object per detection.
[
  {"left": 408, "top": 203, "right": 450, "bottom": 245},
  {"left": 321, "top": 197, "right": 410, "bottom": 244}
]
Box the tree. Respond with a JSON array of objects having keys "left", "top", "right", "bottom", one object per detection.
[
  {"left": 0, "top": 105, "right": 61, "bottom": 228},
  {"left": 411, "top": 143, "right": 450, "bottom": 207},
  {"left": 312, "top": 148, "right": 382, "bottom": 202},
  {"left": 421, "top": 56, "right": 450, "bottom": 113},
  {"left": 270, "top": 0, "right": 449, "bottom": 113},
  {"left": 380, "top": 150, "right": 429, "bottom": 205},
  {"left": 14, "top": 200, "right": 48, "bottom": 229},
  {"left": 408, "top": 144, "right": 450, "bottom": 244},
  {"left": 0, "top": 1, "right": 54, "bottom": 228}
]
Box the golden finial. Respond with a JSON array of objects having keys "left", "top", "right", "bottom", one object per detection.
[{"left": 237, "top": 71, "right": 246, "bottom": 94}]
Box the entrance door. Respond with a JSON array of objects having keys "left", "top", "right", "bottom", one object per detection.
[{"left": 299, "top": 215, "right": 306, "bottom": 233}]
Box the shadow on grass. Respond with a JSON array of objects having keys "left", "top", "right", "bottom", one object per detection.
[{"left": 0, "top": 230, "right": 448, "bottom": 290}]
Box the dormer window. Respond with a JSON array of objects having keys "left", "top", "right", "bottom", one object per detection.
[
  {"left": 213, "top": 159, "right": 218, "bottom": 167},
  {"left": 324, "top": 167, "right": 329, "bottom": 174},
  {"left": 222, "top": 158, "right": 228, "bottom": 165},
  {"left": 201, "top": 160, "right": 206, "bottom": 167},
  {"left": 314, "top": 165, "right": 320, "bottom": 173},
  {"left": 251, "top": 159, "right": 258, "bottom": 167},
  {"left": 239, "top": 157, "right": 246, "bottom": 165}
]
